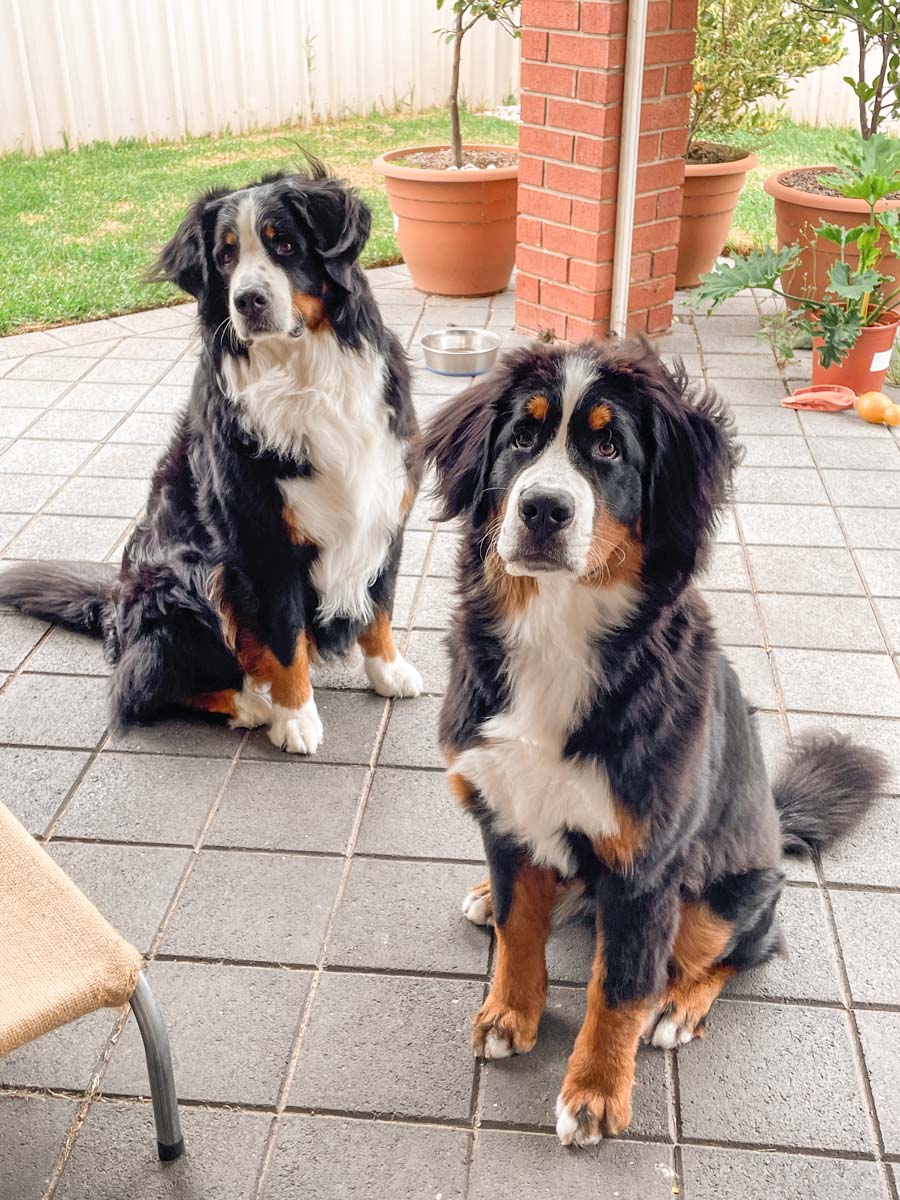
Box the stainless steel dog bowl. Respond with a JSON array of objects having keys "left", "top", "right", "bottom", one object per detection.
[{"left": 420, "top": 327, "right": 501, "bottom": 376}]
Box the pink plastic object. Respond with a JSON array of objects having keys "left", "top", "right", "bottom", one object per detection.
[{"left": 782, "top": 384, "right": 856, "bottom": 411}]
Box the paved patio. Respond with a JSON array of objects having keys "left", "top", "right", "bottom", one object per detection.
[{"left": 1, "top": 268, "right": 899, "bottom": 1200}]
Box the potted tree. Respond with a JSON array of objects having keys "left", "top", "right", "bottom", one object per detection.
[
  {"left": 677, "top": 0, "right": 842, "bottom": 287},
  {"left": 692, "top": 134, "right": 900, "bottom": 394},
  {"left": 766, "top": 0, "right": 900, "bottom": 302},
  {"left": 373, "top": 0, "right": 520, "bottom": 297}
]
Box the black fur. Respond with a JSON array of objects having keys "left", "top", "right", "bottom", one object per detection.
[{"left": 0, "top": 164, "right": 419, "bottom": 731}]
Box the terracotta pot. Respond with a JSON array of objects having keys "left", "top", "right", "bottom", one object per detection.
[
  {"left": 676, "top": 151, "right": 757, "bottom": 288},
  {"left": 812, "top": 310, "right": 900, "bottom": 393},
  {"left": 373, "top": 145, "right": 518, "bottom": 296},
  {"left": 766, "top": 167, "right": 900, "bottom": 306}
]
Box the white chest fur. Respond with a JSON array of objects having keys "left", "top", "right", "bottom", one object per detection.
[
  {"left": 455, "top": 576, "right": 637, "bottom": 875},
  {"left": 221, "top": 332, "right": 408, "bottom": 623}
]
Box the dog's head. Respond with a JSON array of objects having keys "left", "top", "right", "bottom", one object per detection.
[
  {"left": 423, "top": 339, "right": 738, "bottom": 599},
  {"left": 149, "top": 160, "right": 371, "bottom": 346}
]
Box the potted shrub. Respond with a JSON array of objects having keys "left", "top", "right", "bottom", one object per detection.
[
  {"left": 692, "top": 134, "right": 900, "bottom": 393},
  {"left": 678, "top": 0, "right": 842, "bottom": 287},
  {"left": 373, "top": 0, "right": 520, "bottom": 297},
  {"left": 767, "top": 0, "right": 900, "bottom": 302}
]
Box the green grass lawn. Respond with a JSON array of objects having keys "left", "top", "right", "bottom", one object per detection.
[{"left": 0, "top": 109, "right": 517, "bottom": 336}]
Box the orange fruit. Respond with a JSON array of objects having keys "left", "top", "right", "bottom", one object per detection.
[{"left": 855, "top": 391, "right": 893, "bottom": 423}]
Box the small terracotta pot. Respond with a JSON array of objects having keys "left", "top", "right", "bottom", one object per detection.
[
  {"left": 766, "top": 167, "right": 900, "bottom": 306},
  {"left": 812, "top": 311, "right": 900, "bottom": 393},
  {"left": 676, "top": 151, "right": 757, "bottom": 288},
  {"left": 373, "top": 145, "right": 518, "bottom": 296}
]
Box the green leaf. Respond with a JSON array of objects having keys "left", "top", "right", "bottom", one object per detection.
[
  {"left": 827, "top": 261, "right": 882, "bottom": 300},
  {"left": 816, "top": 304, "right": 864, "bottom": 369},
  {"left": 690, "top": 246, "right": 800, "bottom": 311}
]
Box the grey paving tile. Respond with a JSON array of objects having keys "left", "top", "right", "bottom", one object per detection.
[
  {"left": 398, "top": 529, "right": 431, "bottom": 575},
  {"left": 758, "top": 594, "right": 886, "bottom": 651},
  {"left": 754, "top": 710, "right": 788, "bottom": 778},
  {"left": 830, "top": 889, "right": 900, "bottom": 1004},
  {"left": 738, "top": 503, "right": 844, "bottom": 546},
  {"left": 389, "top": 573, "right": 418, "bottom": 627},
  {"left": 680, "top": 1146, "right": 886, "bottom": 1200},
  {"left": 723, "top": 646, "right": 778, "bottom": 709},
  {"left": 822, "top": 796, "right": 900, "bottom": 887},
  {"left": 874, "top": 598, "right": 900, "bottom": 652},
  {"left": 746, "top": 545, "right": 863, "bottom": 595},
  {"left": 0, "top": 611, "right": 49, "bottom": 669},
  {"left": 811, "top": 437, "right": 900, "bottom": 470},
  {"left": 56, "top": 752, "right": 227, "bottom": 843},
  {"left": 209, "top": 761, "right": 364, "bottom": 853},
  {"left": 409, "top": 573, "right": 456, "bottom": 626},
  {"left": 328, "top": 858, "right": 489, "bottom": 975},
  {"left": 774, "top": 647, "right": 900, "bottom": 716},
  {"left": 840, "top": 506, "right": 900, "bottom": 550},
  {"left": 678, "top": 1000, "right": 871, "bottom": 1151},
  {"left": 428, "top": 530, "right": 463, "bottom": 577},
  {"left": 5, "top": 514, "right": 129, "bottom": 561},
  {"left": 45, "top": 475, "right": 147, "bottom": 517},
  {"left": 157, "top": 360, "right": 197, "bottom": 386},
  {"left": 54, "top": 381, "right": 148, "bottom": 412},
  {"left": 356, "top": 766, "right": 483, "bottom": 860},
  {"left": 706, "top": 353, "right": 781, "bottom": 379},
  {"left": 0, "top": 355, "right": 22, "bottom": 379},
  {"left": 113, "top": 308, "right": 194, "bottom": 335},
  {"left": 405, "top": 628, "right": 450, "bottom": 692},
  {"left": 470, "top": 1131, "right": 676, "bottom": 1199},
  {"left": 107, "top": 336, "right": 191, "bottom": 360},
  {"left": 0, "top": 1007, "right": 115, "bottom": 1091},
  {"left": 0, "top": 673, "right": 108, "bottom": 746},
  {"left": 480, "top": 986, "right": 670, "bottom": 1139},
  {"left": 705, "top": 591, "right": 763, "bottom": 646},
  {"left": 824, "top": 469, "right": 900, "bottom": 508},
  {"left": 0, "top": 471, "right": 67, "bottom": 513},
  {"left": 800, "top": 409, "right": 893, "bottom": 438},
  {"left": 7, "top": 354, "right": 92, "bottom": 383},
  {"left": 0, "top": 745, "right": 89, "bottom": 833},
  {"left": 739, "top": 436, "right": 815, "bottom": 467},
  {"left": 308, "top": 644, "right": 369, "bottom": 690},
  {"left": 108, "top": 411, "right": 176, "bottom": 444},
  {"left": 715, "top": 379, "right": 790, "bottom": 406},
  {"left": 264, "top": 1117, "right": 467, "bottom": 1200},
  {"left": 162, "top": 848, "right": 341, "bottom": 964},
  {"left": 0, "top": 512, "right": 28, "bottom": 548},
  {"left": 380, "top": 693, "right": 444, "bottom": 767},
  {"left": 0, "top": 379, "right": 68, "bottom": 408},
  {"left": 735, "top": 466, "right": 828, "bottom": 505},
  {"left": 136, "top": 383, "right": 191, "bottom": 414},
  {"left": 857, "top": 549, "right": 900, "bottom": 596},
  {"left": 290, "top": 972, "right": 481, "bottom": 1119},
  {"left": 26, "top": 409, "right": 121, "bottom": 442},
  {"left": 49, "top": 318, "right": 129, "bottom": 346},
  {"left": 49, "top": 840, "right": 189, "bottom": 951},
  {"left": 56, "top": 1103, "right": 269, "bottom": 1200},
  {"left": 83, "top": 359, "right": 168, "bottom": 386},
  {"left": 0, "top": 407, "right": 42, "bottom": 438},
  {"left": 0, "top": 330, "right": 66, "bottom": 359},
  {"left": 106, "top": 713, "right": 243, "bottom": 757},
  {"left": 726, "top": 885, "right": 841, "bottom": 1002},
  {"left": 243, "top": 689, "right": 386, "bottom": 765},
  {"left": 0, "top": 438, "right": 96, "bottom": 475},
  {"left": 103, "top": 960, "right": 309, "bottom": 1106},
  {"left": 857, "top": 1010, "right": 900, "bottom": 1154},
  {"left": 26, "top": 626, "right": 110, "bottom": 674},
  {"left": 80, "top": 442, "right": 161, "bottom": 477},
  {"left": 0, "top": 1094, "right": 77, "bottom": 1200}
]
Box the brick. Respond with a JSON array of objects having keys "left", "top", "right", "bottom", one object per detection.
[
  {"left": 657, "top": 186, "right": 685, "bottom": 217},
  {"left": 639, "top": 130, "right": 661, "bottom": 160},
  {"left": 573, "top": 133, "right": 619, "bottom": 168},
  {"left": 520, "top": 92, "right": 546, "bottom": 124},
  {"left": 571, "top": 198, "right": 616, "bottom": 231},
  {"left": 652, "top": 245, "right": 680, "bottom": 276},
  {"left": 519, "top": 185, "right": 572, "bottom": 224},
  {"left": 633, "top": 217, "right": 681, "bottom": 252},
  {"left": 636, "top": 157, "right": 685, "bottom": 192},
  {"left": 546, "top": 160, "right": 616, "bottom": 199},
  {"left": 633, "top": 194, "right": 658, "bottom": 224},
  {"left": 568, "top": 258, "right": 614, "bottom": 291},
  {"left": 667, "top": 62, "right": 695, "bottom": 94},
  {"left": 577, "top": 69, "right": 624, "bottom": 104},
  {"left": 566, "top": 314, "right": 610, "bottom": 341},
  {"left": 542, "top": 222, "right": 614, "bottom": 260},
  {"left": 629, "top": 278, "right": 673, "bottom": 310},
  {"left": 518, "top": 245, "right": 570, "bottom": 283},
  {"left": 672, "top": 0, "right": 700, "bottom": 28},
  {"left": 644, "top": 30, "right": 697, "bottom": 65},
  {"left": 642, "top": 67, "right": 666, "bottom": 98},
  {"left": 520, "top": 28, "right": 548, "bottom": 60},
  {"left": 516, "top": 299, "right": 568, "bottom": 339},
  {"left": 541, "top": 281, "right": 608, "bottom": 320},
  {"left": 519, "top": 125, "right": 574, "bottom": 161},
  {"left": 662, "top": 126, "right": 691, "bottom": 157},
  {"left": 631, "top": 253, "right": 653, "bottom": 283},
  {"left": 648, "top": 302, "right": 675, "bottom": 334},
  {"left": 521, "top": 0, "right": 580, "bottom": 29},
  {"left": 516, "top": 213, "right": 542, "bottom": 246},
  {"left": 517, "top": 153, "right": 545, "bottom": 185},
  {"left": 640, "top": 94, "right": 692, "bottom": 131},
  {"left": 647, "top": 0, "right": 671, "bottom": 30},
  {"left": 515, "top": 271, "right": 541, "bottom": 303},
  {"left": 580, "top": 2, "right": 628, "bottom": 35},
  {"left": 547, "top": 97, "right": 621, "bottom": 137},
  {"left": 548, "top": 32, "right": 625, "bottom": 68},
  {"left": 521, "top": 61, "right": 578, "bottom": 97}
]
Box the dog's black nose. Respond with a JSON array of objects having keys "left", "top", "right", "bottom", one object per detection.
[
  {"left": 518, "top": 487, "right": 575, "bottom": 534},
  {"left": 234, "top": 287, "right": 270, "bottom": 316}
]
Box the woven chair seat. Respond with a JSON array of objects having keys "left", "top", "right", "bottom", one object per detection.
[{"left": 0, "top": 802, "right": 143, "bottom": 1057}]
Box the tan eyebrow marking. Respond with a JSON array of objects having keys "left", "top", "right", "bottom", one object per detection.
[
  {"left": 224, "top": 231, "right": 236, "bottom": 246},
  {"left": 526, "top": 394, "right": 549, "bottom": 421},
  {"left": 262, "top": 222, "right": 276, "bottom": 239},
  {"left": 588, "top": 403, "right": 612, "bottom": 431}
]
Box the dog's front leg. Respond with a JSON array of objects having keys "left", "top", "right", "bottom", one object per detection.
[
  {"left": 556, "top": 883, "right": 678, "bottom": 1146},
  {"left": 243, "top": 631, "right": 323, "bottom": 755},
  {"left": 358, "top": 608, "right": 423, "bottom": 699}
]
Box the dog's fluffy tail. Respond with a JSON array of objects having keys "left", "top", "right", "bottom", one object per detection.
[
  {"left": 0, "top": 562, "right": 116, "bottom": 638},
  {"left": 773, "top": 732, "right": 887, "bottom": 857}
]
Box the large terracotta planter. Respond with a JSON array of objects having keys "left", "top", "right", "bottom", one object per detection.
[
  {"left": 373, "top": 145, "right": 518, "bottom": 296},
  {"left": 812, "top": 310, "right": 900, "bottom": 393},
  {"left": 676, "top": 152, "right": 757, "bottom": 288},
  {"left": 766, "top": 167, "right": 900, "bottom": 305}
]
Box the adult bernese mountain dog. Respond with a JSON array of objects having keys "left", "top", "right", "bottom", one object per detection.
[
  {"left": 422, "top": 339, "right": 886, "bottom": 1148},
  {"left": 0, "top": 163, "right": 422, "bottom": 753}
]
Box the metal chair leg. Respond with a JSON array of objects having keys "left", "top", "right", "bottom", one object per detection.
[{"left": 129, "top": 972, "right": 185, "bottom": 1162}]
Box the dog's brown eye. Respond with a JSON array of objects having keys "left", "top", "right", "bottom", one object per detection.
[
  {"left": 513, "top": 428, "right": 536, "bottom": 450},
  {"left": 220, "top": 245, "right": 235, "bottom": 265},
  {"left": 274, "top": 240, "right": 294, "bottom": 257},
  {"left": 595, "top": 438, "right": 618, "bottom": 460}
]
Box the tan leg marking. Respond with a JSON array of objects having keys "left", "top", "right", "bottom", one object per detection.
[
  {"left": 647, "top": 902, "right": 735, "bottom": 1049},
  {"left": 359, "top": 609, "right": 423, "bottom": 699},
  {"left": 182, "top": 689, "right": 238, "bottom": 717},
  {"left": 472, "top": 863, "right": 557, "bottom": 1058},
  {"left": 358, "top": 610, "right": 397, "bottom": 663}
]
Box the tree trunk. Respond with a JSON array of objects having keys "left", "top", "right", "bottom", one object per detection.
[{"left": 450, "top": 9, "right": 464, "bottom": 168}]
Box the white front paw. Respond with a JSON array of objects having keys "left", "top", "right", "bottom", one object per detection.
[
  {"left": 229, "top": 683, "right": 272, "bottom": 730},
  {"left": 267, "top": 698, "right": 324, "bottom": 755},
  {"left": 363, "top": 653, "right": 423, "bottom": 699}
]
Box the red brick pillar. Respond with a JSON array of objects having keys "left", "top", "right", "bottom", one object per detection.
[{"left": 515, "top": 0, "right": 698, "bottom": 340}]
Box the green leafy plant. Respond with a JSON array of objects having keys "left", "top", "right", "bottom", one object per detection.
[
  {"left": 435, "top": 0, "right": 520, "bottom": 167},
  {"left": 689, "top": 0, "right": 843, "bottom": 153},
  {"left": 799, "top": 0, "right": 900, "bottom": 139},
  {"left": 692, "top": 133, "right": 900, "bottom": 366}
]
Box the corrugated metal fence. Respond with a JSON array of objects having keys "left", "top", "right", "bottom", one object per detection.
[{"left": 0, "top": 0, "right": 521, "bottom": 156}]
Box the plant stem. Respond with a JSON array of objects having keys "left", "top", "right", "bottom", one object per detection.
[{"left": 449, "top": 6, "right": 464, "bottom": 169}]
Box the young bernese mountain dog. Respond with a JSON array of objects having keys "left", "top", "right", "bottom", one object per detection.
[
  {"left": 423, "top": 339, "right": 886, "bottom": 1148},
  {"left": 0, "top": 163, "right": 422, "bottom": 753}
]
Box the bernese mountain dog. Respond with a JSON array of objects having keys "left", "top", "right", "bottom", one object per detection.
[
  {"left": 0, "top": 163, "right": 422, "bottom": 753},
  {"left": 422, "top": 338, "right": 886, "bottom": 1148}
]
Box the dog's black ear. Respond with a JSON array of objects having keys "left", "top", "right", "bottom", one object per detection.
[
  {"left": 619, "top": 337, "right": 739, "bottom": 594},
  {"left": 147, "top": 189, "right": 227, "bottom": 300},
  {"left": 286, "top": 169, "right": 372, "bottom": 291}
]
